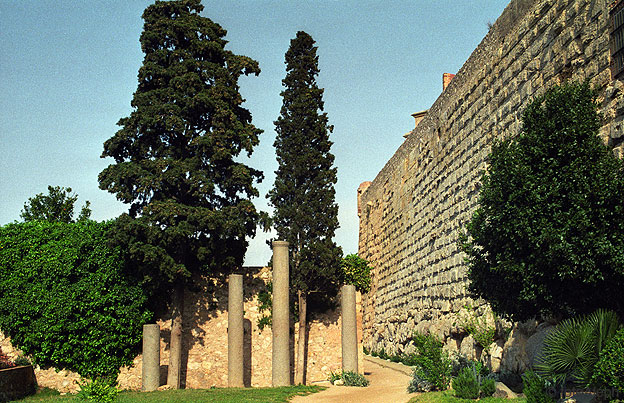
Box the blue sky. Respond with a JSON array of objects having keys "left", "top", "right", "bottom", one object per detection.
[{"left": 0, "top": 0, "right": 508, "bottom": 265}]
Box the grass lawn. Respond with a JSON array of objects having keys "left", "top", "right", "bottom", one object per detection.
[
  {"left": 408, "top": 390, "right": 527, "bottom": 403},
  {"left": 18, "top": 385, "right": 325, "bottom": 402}
]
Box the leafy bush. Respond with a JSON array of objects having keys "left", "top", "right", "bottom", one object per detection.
[
  {"left": 341, "top": 254, "right": 372, "bottom": 293},
  {"left": 453, "top": 366, "right": 480, "bottom": 399},
  {"left": 481, "top": 377, "right": 496, "bottom": 397},
  {"left": 536, "top": 309, "right": 621, "bottom": 387},
  {"left": 14, "top": 355, "right": 31, "bottom": 366},
  {"left": 77, "top": 378, "right": 118, "bottom": 403},
  {"left": 522, "top": 370, "right": 556, "bottom": 403},
  {"left": 592, "top": 328, "right": 624, "bottom": 395},
  {"left": 0, "top": 221, "right": 152, "bottom": 380},
  {"left": 452, "top": 362, "right": 495, "bottom": 399},
  {"left": 329, "top": 370, "right": 369, "bottom": 387},
  {"left": 461, "top": 81, "right": 624, "bottom": 321},
  {"left": 408, "top": 332, "right": 452, "bottom": 392}
]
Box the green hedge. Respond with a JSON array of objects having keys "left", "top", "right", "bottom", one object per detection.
[{"left": 0, "top": 220, "right": 151, "bottom": 380}]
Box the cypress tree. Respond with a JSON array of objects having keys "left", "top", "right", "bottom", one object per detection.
[
  {"left": 98, "top": 0, "right": 262, "bottom": 387},
  {"left": 268, "top": 31, "right": 342, "bottom": 384}
]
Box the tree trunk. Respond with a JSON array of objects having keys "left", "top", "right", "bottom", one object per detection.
[
  {"left": 168, "top": 284, "right": 184, "bottom": 389},
  {"left": 295, "top": 290, "right": 307, "bottom": 385}
]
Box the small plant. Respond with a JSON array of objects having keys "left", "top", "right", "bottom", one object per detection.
[
  {"left": 341, "top": 254, "right": 372, "bottom": 293},
  {"left": 452, "top": 362, "right": 495, "bottom": 399},
  {"left": 77, "top": 378, "right": 118, "bottom": 403},
  {"left": 454, "top": 303, "right": 496, "bottom": 351},
  {"left": 329, "top": 370, "right": 369, "bottom": 387},
  {"left": 536, "top": 309, "right": 621, "bottom": 388},
  {"left": 591, "top": 327, "right": 624, "bottom": 395},
  {"left": 407, "top": 332, "right": 452, "bottom": 392},
  {"left": 13, "top": 355, "right": 31, "bottom": 366},
  {"left": 257, "top": 282, "right": 272, "bottom": 331},
  {"left": 522, "top": 370, "right": 557, "bottom": 403}
]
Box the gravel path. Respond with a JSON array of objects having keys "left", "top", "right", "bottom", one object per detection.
[{"left": 290, "top": 356, "right": 416, "bottom": 403}]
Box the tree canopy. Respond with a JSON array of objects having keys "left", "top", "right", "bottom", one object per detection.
[
  {"left": 268, "top": 30, "right": 342, "bottom": 305},
  {"left": 461, "top": 81, "right": 624, "bottom": 321},
  {"left": 20, "top": 185, "right": 91, "bottom": 223},
  {"left": 98, "top": 0, "right": 263, "bottom": 291}
]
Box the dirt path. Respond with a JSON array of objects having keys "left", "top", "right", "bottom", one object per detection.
[{"left": 291, "top": 356, "right": 416, "bottom": 403}]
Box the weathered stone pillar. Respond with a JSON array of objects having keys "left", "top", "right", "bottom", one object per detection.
[
  {"left": 272, "top": 240, "right": 290, "bottom": 386},
  {"left": 142, "top": 324, "right": 160, "bottom": 391},
  {"left": 341, "top": 284, "right": 358, "bottom": 373},
  {"left": 228, "top": 274, "right": 244, "bottom": 387}
]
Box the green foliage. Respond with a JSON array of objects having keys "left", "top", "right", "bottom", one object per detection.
[
  {"left": 341, "top": 254, "right": 372, "bottom": 293},
  {"left": 14, "top": 355, "right": 32, "bottom": 366},
  {"left": 329, "top": 370, "right": 369, "bottom": 387},
  {"left": 522, "top": 370, "right": 557, "bottom": 403},
  {"left": 20, "top": 185, "right": 91, "bottom": 223},
  {"left": 452, "top": 367, "right": 480, "bottom": 399},
  {"left": 461, "top": 81, "right": 624, "bottom": 321},
  {"left": 536, "top": 309, "right": 621, "bottom": 387},
  {"left": 77, "top": 379, "right": 118, "bottom": 403},
  {"left": 98, "top": 0, "right": 263, "bottom": 297},
  {"left": 0, "top": 221, "right": 151, "bottom": 380},
  {"left": 591, "top": 328, "right": 624, "bottom": 394},
  {"left": 267, "top": 31, "right": 342, "bottom": 307},
  {"left": 409, "top": 332, "right": 453, "bottom": 392},
  {"left": 454, "top": 304, "right": 496, "bottom": 351},
  {"left": 452, "top": 362, "right": 495, "bottom": 399},
  {"left": 257, "top": 282, "right": 272, "bottom": 331}
]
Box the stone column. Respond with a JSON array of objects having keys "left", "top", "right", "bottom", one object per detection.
[
  {"left": 228, "top": 274, "right": 244, "bottom": 387},
  {"left": 142, "top": 324, "right": 160, "bottom": 391},
  {"left": 341, "top": 284, "right": 358, "bottom": 373},
  {"left": 272, "top": 240, "right": 290, "bottom": 386}
]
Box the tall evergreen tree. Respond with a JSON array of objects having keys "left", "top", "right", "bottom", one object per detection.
[
  {"left": 268, "top": 31, "right": 342, "bottom": 384},
  {"left": 98, "top": 0, "right": 262, "bottom": 388}
]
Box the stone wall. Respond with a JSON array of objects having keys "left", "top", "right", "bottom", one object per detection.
[
  {"left": 358, "top": 0, "right": 624, "bottom": 372},
  {"left": 0, "top": 266, "right": 360, "bottom": 393}
]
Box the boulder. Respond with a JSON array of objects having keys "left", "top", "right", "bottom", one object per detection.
[
  {"left": 526, "top": 324, "right": 554, "bottom": 367},
  {"left": 493, "top": 381, "right": 518, "bottom": 399},
  {"left": 500, "top": 328, "right": 530, "bottom": 373},
  {"left": 459, "top": 335, "right": 477, "bottom": 361}
]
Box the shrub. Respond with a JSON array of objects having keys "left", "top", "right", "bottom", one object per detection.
[
  {"left": 453, "top": 366, "right": 480, "bottom": 399},
  {"left": 536, "top": 309, "right": 621, "bottom": 387},
  {"left": 77, "top": 378, "right": 118, "bottom": 403},
  {"left": 461, "top": 81, "right": 624, "bottom": 321},
  {"left": 592, "top": 328, "right": 624, "bottom": 395},
  {"left": 14, "top": 355, "right": 31, "bottom": 367},
  {"left": 341, "top": 254, "right": 372, "bottom": 293},
  {"left": 0, "top": 221, "right": 152, "bottom": 380},
  {"left": 408, "top": 332, "right": 452, "bottom": 392},
  {"left": 522, "top": 370, "right": 557, "bottom": 403},
  {"left": 329, "top": 370, "right": 369, "bottom": 387},
  {"left": 452, "top": 362, "right": 495, "bottom": 399},
  {"left": 481, "top": 377, "right": 496, "bottom": 397}
]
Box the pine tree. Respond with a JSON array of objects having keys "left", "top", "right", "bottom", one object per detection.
[
  {"left": 268, "top": 31, "right": 342, "bottom": 384},
  {"left": 98, "top": 0, "right": 262, "bottom": 388}
]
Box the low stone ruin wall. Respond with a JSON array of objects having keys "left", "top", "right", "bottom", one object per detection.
[{"left": 1, "top": 266, "right": 361, "bottom": 393}]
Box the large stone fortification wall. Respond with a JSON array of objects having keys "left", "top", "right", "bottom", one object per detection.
[
  {"left": 1, "top": 267, "right": 359, "bottom": 393},
  {"left": 359, "top": 0, "right": 624, "bottom": 372}
]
